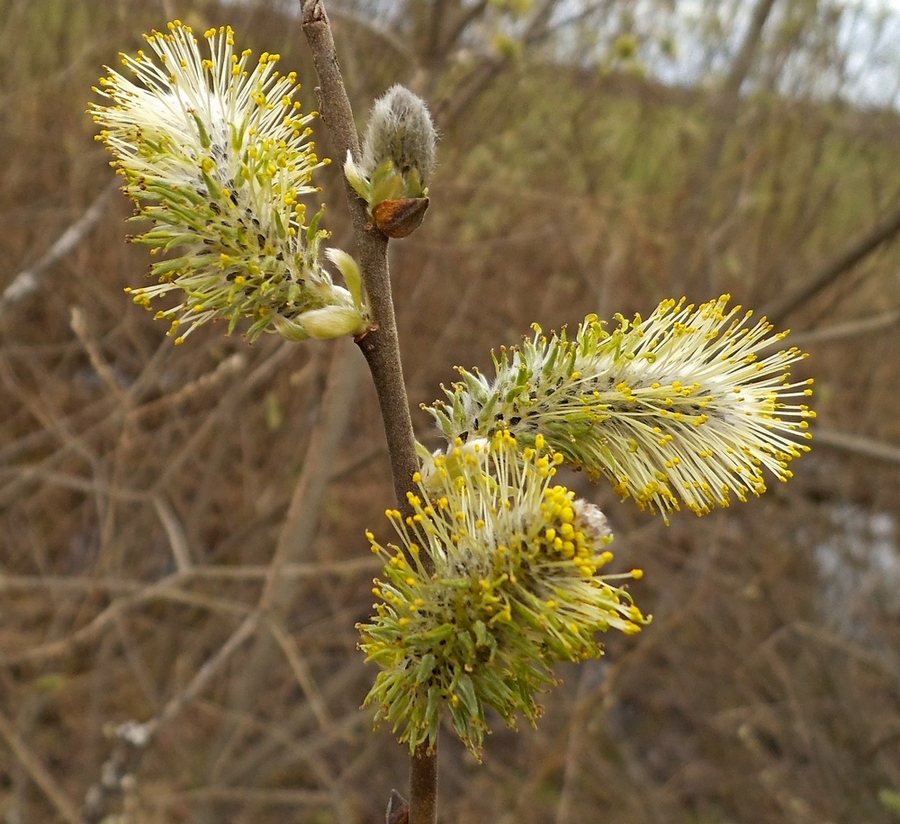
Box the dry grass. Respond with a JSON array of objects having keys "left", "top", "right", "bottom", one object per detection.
[{"left": 1, "top": 0, "right": 899, "bottom": 822}]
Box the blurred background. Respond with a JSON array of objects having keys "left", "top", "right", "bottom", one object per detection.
[{"left": 1, "top": 0, "right": 899, "bottom": 821}]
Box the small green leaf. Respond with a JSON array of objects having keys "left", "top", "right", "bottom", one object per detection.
[
  {"left": 325, "top": 248, "right": 364, "bottom": 309},
  {"left": 343, "top": 152, "right": 370, "bottom": 200}
]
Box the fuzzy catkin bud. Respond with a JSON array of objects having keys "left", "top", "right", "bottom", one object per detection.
[
  {"left": 344, "top": 86, "right": 437, "bottom": 237},
  {"left": 361, "top": 85, "right": 437, "bottom": 191}
]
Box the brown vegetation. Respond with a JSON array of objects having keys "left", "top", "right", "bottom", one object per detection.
[{"left": 1, "top": 0, "right": 899, "bottom": 821}]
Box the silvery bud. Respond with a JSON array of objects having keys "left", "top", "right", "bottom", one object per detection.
[
  {"left": 345, "top": 85, "right": 437, "bottom": 237},
  {"left": 362, "top": 85, "right": 436, "bottom": 195}
]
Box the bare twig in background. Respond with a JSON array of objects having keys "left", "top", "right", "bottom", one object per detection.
[
  {"left": 76, "top": 331, "right": 369, "bottom": 822},
  {"left": 152, "top": 494, "right": 194, "bottom": 573},
  {"left": 433, "top": 0, "right": 559, "bottom": 124},
  {"left": 130, "top": 351, "right": 247, "bottom": 419},
  {"left": 327, "top": 7, "right": 416, "bottom": 65},
  {"left": 0, "top": 180, "right": 119, "bottom": 320},
  {"left": 153, "top": 612, "right": 262, "bottom": 732},
  {"left": 0, "top": 708, "right": 84, "bottom": 824},
  {"left": 81, "top": 612, "right": 261, "bottom": 823},
  {"left": 0, "top": 573, "right": 252, "bottom": 666},
  {"left": 0, "top": 558, "right": 380, "bottom": 596},
  {"left": 764, "top": 202, "right": 900, "bottom": 326},
  {"left": 266, "top": 618, "right": 334, "bottom": 733},
  {"left": 786, "top": 309, "right": 900, "bottom": 346},
  {"left": 811, "top": 428, "right": 900, "bottom": 465},
  {"left": 673, "top": 0, "right": 778, "bottom": 290},
  {"left": 70, "top": 306, "right": 132, "bottom": 409},
  {"left": 265, "top": 339, "right": 364, "bottom": 601},
  {"left": 0, "top": 558, "right": 381, "bottom": 596},
  {"left": 198, "top": 339, "right": 363, "bottom": 808}
]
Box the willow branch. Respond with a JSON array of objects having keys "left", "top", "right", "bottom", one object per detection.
[
  {"left": 299, "top": 4, "right": 436, "bottom": 823},
  {"left": 0, "top": 708, "right": 84, "bottom": 824},
  {"left": 300, "top": 0, "right": 419, "bottom": 507},
  {"left": 763, "top": 201, "right": 900, "bottom": 326},
  {"left": 811, "top": 428, "right": 900, "bottom": 465},
  {"left": 0, "top": 179, "right": 119, "bottom": 321}
]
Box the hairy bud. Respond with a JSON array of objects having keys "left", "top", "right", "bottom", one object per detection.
[
  {"left": 345, "top": 85, "right": 437, "bottom": 236},
  {"left": 362, "top": 85, "right": 436, "bottom": 193}
]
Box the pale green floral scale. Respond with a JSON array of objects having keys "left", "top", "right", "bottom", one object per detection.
[
  {"left": 90, "top": 21, "right": 367, "bottom": 343},
  {"left": 427, "top": 296, "right": 815, "bottom": 518}
]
